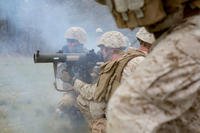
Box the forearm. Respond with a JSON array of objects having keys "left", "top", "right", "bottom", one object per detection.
[{"left": 74, "top": 79, "right": 96, "bottom": 100}]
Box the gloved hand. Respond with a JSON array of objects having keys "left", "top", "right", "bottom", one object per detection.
[
  {"left": 91, "top": 118, "right": 106, "bottom": 133},
  {"left": 61, "top": 69, "right": 72, "bottom": 82},
  {"left": 90, "top": 101, "right": 106, "bottom": 119},
  {"left": 56, "top": 93, "right": 75, "bottom": 116},
  {"left": 61, "top": 70, "right": 79, "bottom": 87},
  {"left": 58, "top": 93, "right": 75, "bottom": 109}
]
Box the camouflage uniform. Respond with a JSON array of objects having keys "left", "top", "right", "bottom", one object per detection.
[
  {"left": 107, "top": 15, "right": 200, "bottom": 133},
  {"left": 73, "top": 31, "right": 145, "bottom": 133},
  {"left": 94, "top": 0, "right": 200, "bottom": 132},
  {"left": 56, "top": 27, "right": 88, "bottom": 129}
]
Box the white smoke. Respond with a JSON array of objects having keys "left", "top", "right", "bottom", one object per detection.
[
  {"left": 0, "top": 0, "right": 139, "bottom": 53},
  {"left": 0, "top": 1, "right": 139, "bottom": 133}
]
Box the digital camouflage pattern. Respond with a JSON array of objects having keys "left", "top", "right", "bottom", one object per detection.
[
  {"left": 74, "top": 54, "right": 145, "bottom": 132},
  {"left": 107, "top": 15, "right": 200, "bottom": 133}
]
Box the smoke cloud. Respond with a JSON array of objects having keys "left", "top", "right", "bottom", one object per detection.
[
  {"left": 0, "top": 0, "right": 139, "bottom": 54},
  {"left": 0, "top": 1, "right": 139, "bottom": 133}
]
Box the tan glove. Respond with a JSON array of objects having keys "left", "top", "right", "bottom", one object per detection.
[
  {"left": 90, "top": 101, "right": 106, "bottom": 120},
  {"left": 91, "top": 118, "right": 106, "bottom": 133},
  {"left": 58, "top": 93, "right": 75, "bottom": 110},
  {"left": 61, "top": 70, "right": 72, "bottom": 82},
  {"left": 57, "top": 63, "right": 72, "bottom": 82}
]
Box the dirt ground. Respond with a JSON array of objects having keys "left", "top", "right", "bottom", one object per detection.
[{"left": 0, "top": 56, "right": 88, "bottom": 133}]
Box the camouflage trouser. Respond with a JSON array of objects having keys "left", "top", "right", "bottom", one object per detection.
[
  {"left": 76, "top": 95, "right": 93, "bottom": 125},
  {"left": 57, "top": 93, "right": 88, "bottom": 130},
  {"left": 77, "top": 95, "right": 107, "bottom": 133}
]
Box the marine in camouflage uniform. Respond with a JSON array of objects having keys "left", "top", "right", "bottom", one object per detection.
[
  {"left": 136, "top": 27, "right": 155, "bottom": 54},
  {"left": 95, "top": 0, "right": 200, "bottom": 132},
  {"left": 56, "top": 27, "right": 88, "bottom": 130},
  {"left": 72, "top": 31, "right": 150, "bottom": 133}
]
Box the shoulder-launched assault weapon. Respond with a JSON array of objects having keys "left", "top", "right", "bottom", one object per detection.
[
  {"left": 34, "top": 50, "right": 87, "bottom": 63},
  {"left": 34, "top": 50, "right": 103, "bottom": 91}
]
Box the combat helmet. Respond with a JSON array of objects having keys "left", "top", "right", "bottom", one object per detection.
[
  {"left": 98, "top": 31, "right": 127, "bottom": 49},
  {"left": 136, "top": 27, "right": 155, "bottom": 44},
  {"left": 64, "top": 27, "right": 87, "bottom": 44}
]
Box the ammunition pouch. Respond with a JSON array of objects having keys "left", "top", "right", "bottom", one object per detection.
[
  {"left": 96, "top": 0, "right": 200, "bottom": 29},
  {"left": 98, "top": 0, "right": 167, "bottom": 29}
]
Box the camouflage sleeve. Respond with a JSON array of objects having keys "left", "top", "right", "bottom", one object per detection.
[
  {"left": 74, "top": 79, "right": 96, "bottom": 100},
  {"left": 121, "top": 56, "right": 145, "bottom": 83},
  {"left": 107, "top": 16, "right": 200, "bottom": 133},
  {"left": 74, "top": 80, "right": 106, "bottom": 123}
]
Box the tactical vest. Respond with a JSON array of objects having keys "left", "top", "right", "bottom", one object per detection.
[
  {"left": 94, "top": 50, "right": 145, "bottom": 102},
  {"left": 96, "top": 0, "right": 199, "bottom": 29}
]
